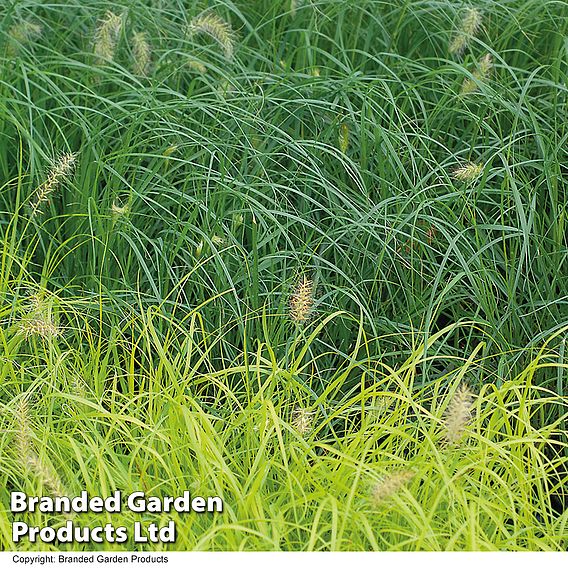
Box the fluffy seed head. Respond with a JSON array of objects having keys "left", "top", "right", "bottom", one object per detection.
[
  {"left": 444, "top": 383, "right": 475, "bottom": 445},
  {"left": 30, "top": 152, "right": 77, "bottom": 216},
  {"left": 24, "top": 450, "right": 67, "bottom": 497},
  {"left": 10, "top": 21, "right": 43, "bottom": 43},
  {"left": 71, "top": 375, "right": 88, "bottom": 399},
  {"left": 339, "top": 122, "right": 349, "bottom": 154},
  {"left": 8, "top": 21, "right": 42, "bottom": 55},
  {"left": 15, "top": 399, "right": 32, "bottom": 457},
  {"left": 217, "top": 79, "right": 235, "bottom": 98},
  {"left": 132, "top": 31, "right": 151, "bottom": 76},
  {"left": 18, "top": 292, "right": 61, "bottom": 340},
  {"left": 188, "top": 13, "right": 236, "bottom": 61},
  {"left": 163, "top": 145, "right": 178, "bottom": 157},
  {"left": 25, "top": 293, "right": 42, "bottom": 313},
  {"left": 461, "top": 53, "right": 493, "bottom": 95},
  {"left": 19, "top": 317, "right": 61, "bottom": 340},
  {"left": 15, "top": 400, "right": 66, "bottom": 497},
  {"left": 478, "top": 53, "right": 493, "bottom": 74},
  {"left": 292, "top": 407, "right": 314, "bottom": 435},
  {"left": 449, "top": 8, "right": 483, "bottom": 56},
  {"left": 289, "top": 275, "right": 315, "bottom": 324},
  {"left": 452, "top": 161, "right": 484, "bottom": 182},
  {"left": 111, "top": 201, "right": 129, "bottom": 218},
  {"left": 195, "top": 240, "right": 204, "bottom": 257},
  {"left": 370, "top": 470, "right": 415, "bottom": 505},
  {"left": 478, "top": 53, "right": 493, "bottom": 75},
  {"left": 94, "top": 11, "right": 123, "bottom": 62},
  {"left": 187, "top": 59, "right": 207, "bottom": 74}
]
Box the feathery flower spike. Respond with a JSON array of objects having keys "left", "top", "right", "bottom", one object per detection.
[
  {"left": 452, "top": 161, "right": 484, "bottom": 182},
  {"left": 111, "top": 201, "right": 129, "bottom": 219},
  {"left": 461, "top": 53, "right": 493, "bottom": 95},
  {"left": 292, "top": 407, "right": 314, "bottom": 435},
  {"left": 187, "top": 59, "right": 207, "bottom": 74},
  {"left": 15, "top": 400, "right": 66, "bottom": 497},
  {"left": 449, "top": 8, "right": 482, "bottom": 56},
  {"left": 7, "top": 21, "right": 42, "bottom": 55},
  {"left": 188, "top": 13, "right": 236, "bottom": 61},
  {"left": 290, "top": 275, "right": 315, "bottom": 323},
  {"left": 444, "top": 383, "right": 475, "bottom": 445},
  {"left": 94, "top": 11, "right": 123, "bottom": 63},
  {"left": 290, "top": 0, "right": 309, "bottom": 18},
  {"left": 370, "top": 470, "right": 415, "bottom": 505},
  {"left": 19, "top": 293, "right": 61, "bottom": 340},
  {"left": 30, "top": 152, "right": 77, "bottom": 216},
  {"left": 132, "top": 31, "right": 151, "bottom": 76}
]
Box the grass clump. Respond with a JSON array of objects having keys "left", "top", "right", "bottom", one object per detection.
[{"left": 0, "top": 0, "right": 566, "bottom": 552}]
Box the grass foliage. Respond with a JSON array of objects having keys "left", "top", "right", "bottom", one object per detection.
[{"left": 0, "top": 0, "right": 566, "bottom": 551}]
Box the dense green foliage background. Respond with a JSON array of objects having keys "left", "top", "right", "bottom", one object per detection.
[{"left": 0, "top": 0, "right": 566, "bottom": 551}]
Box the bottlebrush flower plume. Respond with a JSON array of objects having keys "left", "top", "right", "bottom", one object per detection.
[
  {"left": 292, "top": 406, "right": 314, "bottom": 435},
  {"left": 20, "top": 317, "right": 61, "bottom": 339},
  {"left": 111, "top": 201, "right": 129, "bottom": 219},
  {"left": 461, "top": 53, "right": 493, "bottom": 95},
  {"left": 444, "top": 383, "right": 475, "bottom": 445},
  {"left": 132, "top": 31, "right": 151, "bottom": 76},
  {"left": 30, "top": 152, "right": 77, "bottom": 216},
  {"left": 290, "top": 0, "right": 310, "bottom": 18},
  {"left": 94, "top": 11, "right": 123, "bottom": 62},
  {"left": 187, "top": 59, "right": 207, "bottom": 74},
  {"left": 370, "top": 470, "right": 415, "bottom": 505},
  {"left": 7, "top": 21, "right": 42, "bottom": 55},
  {"left": 15, "top": 400, "right": 66, "bottom": 497},
  {"left": 452, "top": 161, "right": 483, "bottom": 182},
  {"left": 18, "top": 293, "right": 61, "bottom": 340},
  {"left": 188, "top": 13, "right": 236, "bottom": 61},
  {"left": 289, "top": 275, "right": 315, "bottom": 323},
  {"left": 449, "top": 8, "right": 483, "bottom": 56}
]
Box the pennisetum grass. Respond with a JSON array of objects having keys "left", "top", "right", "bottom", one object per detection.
[
  {"left": 289, "top": 275, "right": 315, "bottom": 324},
  {"left": 452, "top": 161, "right": 484, "bottom": 182},
  {"left": 188, "top": 12, "right": 236, "bottom": 61},
  {"left": 186, "top": 59, "right": 207, "bottom": 73},
  {"left": 461, "top": 53, "right": 493, "bottom": 94},
  {"left": 0, "top": 0, "right": 566, "bottom": 552},
  {"left": 449, "top": 7, "right": 483, "bottom": 56},
  {"left": 290, "top": 0, "right": 310, "bottom": 18},
  {"left": 131, "top": 31, "right": 151, "bottom": 76},
  {"left": 18, "top": 293, "right": 61, "bottom": 339},
  {"left": 291, "top": 406, "right": 314, "bottom": 435},
  {"left": 7, "top": 21, "right": 42, "bottom": 55},
  {"left": 15, "top": 400, "right": 67, "bottom": 497},
  {"left": 444, "top": 384, "right": 475, "bottom": 445},
  {"left": 93, "top": 11, "right": 123, "bottom": 63},
  {"left": 29, "top": 153, "right": 77, "bottom": 217},
  {"left": 369, "top": 470, "right": 415, "bottom": 505}
]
